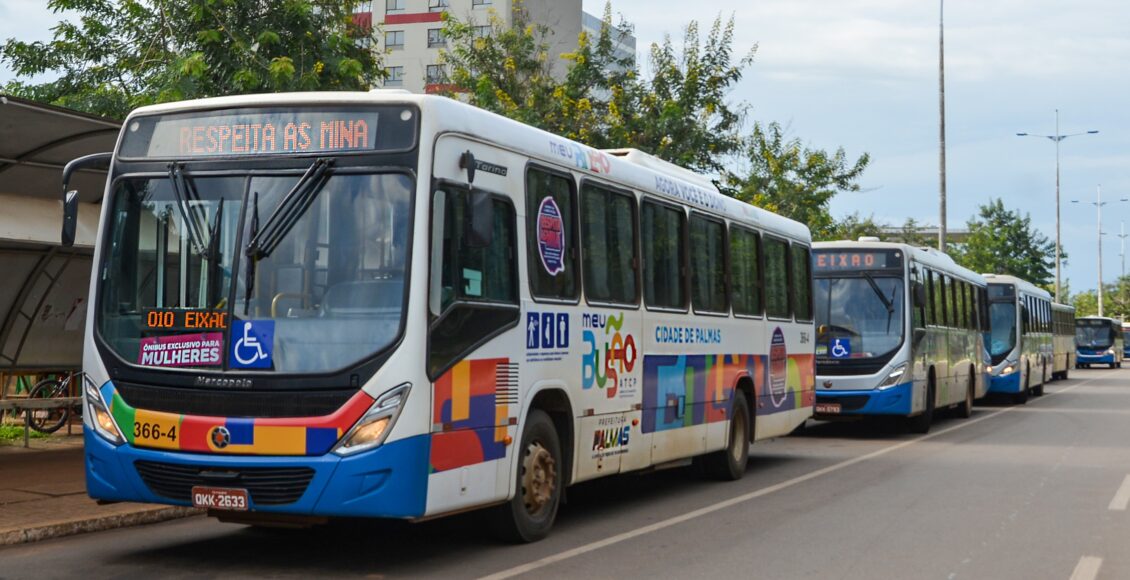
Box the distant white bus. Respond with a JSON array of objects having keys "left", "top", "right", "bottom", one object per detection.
[
  {"left": 1052, "top": 302, "right": 1076, "bottom": 379},
  {"left": 984, "top": 274, "right": 1052, "bottom": 403},
  {"left": 63, "top": 91, "right": 815, "bottom": 541},
  {"left": 812, "top": 241, "right": 988, "bottom": 433}
]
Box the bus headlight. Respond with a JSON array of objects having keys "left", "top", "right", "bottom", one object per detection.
[
  {"left": 877, "top": 363, "right": 908, "bottom": 389},
  {"left": 1106, "top": 348, "right": 1116, "bottom": 355},
  {"left": 1000, "top": 362, "right": 1016, "bottom": 376},
  {"left": 85, "top": 382, "right": 124, "bottom": 445},
  {"left": 333, "top": 383, "right": 410, "bottom": 456}
]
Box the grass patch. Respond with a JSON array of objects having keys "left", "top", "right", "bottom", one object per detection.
[{"left": 0, "top": 424, "right": 50, "bottom": 441}]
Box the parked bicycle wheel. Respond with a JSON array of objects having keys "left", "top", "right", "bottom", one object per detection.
[{"left": 28, "top": 379, "right": 69, "bottom": 434}]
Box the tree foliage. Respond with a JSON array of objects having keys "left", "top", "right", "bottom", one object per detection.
[
  {"left": 727, "top": 121, "right": 871, "bottom": 238},
  {"left": 441, "top": 5, "right": 752, "bottom": 174},
  {"left": 950, "top": 198, "right": 1057, "bottom": 285},
  {"left": 2, "top": 0, "right": 381, "bottom": 119},
  {"left": 825, "top": 212, "right": 884, "bottom": 242}
]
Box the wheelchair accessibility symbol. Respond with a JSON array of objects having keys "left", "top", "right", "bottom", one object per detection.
[
  {"left": 230, "top": 320, "right": 274, "bottom": 369},
  {"left": 830, "top": 338, "right": 851, "bottom": 359}
]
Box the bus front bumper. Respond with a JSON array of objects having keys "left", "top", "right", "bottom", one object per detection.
[
  {"left": 1077, "top": 352, "right": 1116, "bottom": 364},
  {"left": 813, "top": 381, "right": 913, "bottom": 417},
  {"left": 988, "top": 372, "right": 1022, "bottom": 394},
  {"left": 84, "top": 428, "right": 429, "bottom": 519}
]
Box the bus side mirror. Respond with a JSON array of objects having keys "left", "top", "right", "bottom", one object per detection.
[
  {"left": 466, "top": 189, "right": 493, "bottom": 248},
  {"left": 913, "top": 282, "right": 927, "bottom": 308},
  {"left": 62, "top": 190, "right": 79, "bottom": 247},
  {"left": 61, "top": 151, "right": 113, "bottom": 247}
]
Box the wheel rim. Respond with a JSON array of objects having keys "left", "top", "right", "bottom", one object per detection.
[
  {"left": 521, "top": 441, "right": 556, "bottom": 517},
  {"left": 729, "top": 406, "right": 747, "bottom": 464}
]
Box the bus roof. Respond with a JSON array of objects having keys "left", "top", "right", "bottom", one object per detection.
[
  {"left": 981, "top": 274, "right": 1052, "bottom": 301},
  {"left": 812, "top": 240, "right": 985, "bottom": 285},
  {"left": 122, "top": 91, "right": 811, "bottom": 243}
]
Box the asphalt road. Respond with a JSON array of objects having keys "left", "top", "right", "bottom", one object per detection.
[{"left": 4, "top": 369, "right": 1130, "bottom": 579}]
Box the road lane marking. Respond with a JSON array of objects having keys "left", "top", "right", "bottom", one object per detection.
[
  {"left": 1108, "top": 475, "right": 1130, "bottom": 510},
  {"left": 481, "top": 379, "right": 1096, "bottom": 580},
  {"left": 1069, "top": 556, "right": 1103, "bottom": 580}
]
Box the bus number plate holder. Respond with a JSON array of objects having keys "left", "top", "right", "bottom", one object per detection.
[
  {"left": 192, "top": 486, "right": 249, "bottom": 511},
  {"left": 815, "top": 403, "right": 841, "bottom": 415}
]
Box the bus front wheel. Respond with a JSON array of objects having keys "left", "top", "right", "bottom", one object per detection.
[
  {"left": 957, "top": 372, "right": 974, "bottom": 419},
  {"left": 1034, "top": 364, "right": 1046, "bottom": 397},
  {"left": 698, "top": 389, "right": 751, "bottom": 481},
  {"left": 907, "top": 382, "right": 935, "bottom": 434},
  {"left": 491, "top": 409, "right": 562, "bottom": 543}
]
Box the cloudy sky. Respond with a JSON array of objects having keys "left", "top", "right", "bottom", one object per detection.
[{"left": 3, "top": 0, "right": 1129, "bottom": 298}]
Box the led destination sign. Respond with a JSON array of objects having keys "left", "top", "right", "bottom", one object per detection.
[
  {"left": 121, "top": 108, "right": 388, "bottom": 158},
  {"left": 813, "top": 250, "right": 902, "bottom": 272}
]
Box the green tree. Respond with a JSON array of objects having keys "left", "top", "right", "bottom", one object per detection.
[
  {"left": 2, "top": 0, "right": 380, "bottom": 119},
  {"left": 950, "top": 198, "right": 1057, "bottom": 285},
  {"left": 1073, "top": 290, "right": 1098, "bottom": 317},
  {"left": 825, "top": 212, "right": 884, "bottom": 242},
  {"left": 441, "top": 5, "right": 752, "bottom": 174},
  {"left": 727, "top": 121, "right": 870, "bottom": 238}
]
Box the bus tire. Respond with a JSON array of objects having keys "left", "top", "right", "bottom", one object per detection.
[
  {"left": 1014, "top": 368, "right": 1029, "bottom": 405},
  {"left": 1034, "top": 364, "right": 1046, "bottom": 396},
  {"left": 957, "top": 371, "right": 974, "bottom": 419},
  {"left": 907, "top": 381, "right": 935, "bottom": 434},
  {"left": 491, "top": 409, "right": 562, "bottom": 543},
  {"left": 699, "top": 389, "right": 751, "bottom": 481}
]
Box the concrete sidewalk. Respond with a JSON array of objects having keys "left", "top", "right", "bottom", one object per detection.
[{"left": 0, "top": 434, "right": 199, "bottom": 545}]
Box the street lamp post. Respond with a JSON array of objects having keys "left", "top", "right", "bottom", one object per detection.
[
  {"left": 938, "top": 0, "right": 947, "bottom": 252},
  {"left": 1017, "top": 110, "right": 1099, "bottom": 303},
  {"left": 1073, "top": 185, "right": 1127, "bottom": 317}
]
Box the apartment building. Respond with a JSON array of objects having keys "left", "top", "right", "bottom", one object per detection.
[{"left": 355, "top": 0, "right": 635, "bottom": 94}]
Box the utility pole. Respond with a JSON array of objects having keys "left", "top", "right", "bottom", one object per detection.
[{"left": 937, "top": 0, "right": 947, "bottom": 252}]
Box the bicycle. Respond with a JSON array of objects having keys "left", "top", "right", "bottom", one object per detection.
[{"left": 27, "top": 371, "right": 84, "bottom": 434}]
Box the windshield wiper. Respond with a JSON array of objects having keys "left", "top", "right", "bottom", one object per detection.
[
  {"left": 167, "top": 163, "right": 208, "bottom": 255},
  {"left": 243, "top": 191, "right": 259, "bottom": 314},
  {"left": 862, "top": 273, "right": 896, "bottom": 333},
  {"left": 205, "top": 201, "right": 224, "bottom": 308},
  {"left": 244, "top": 158, "right": 334, "bottom": 261}
]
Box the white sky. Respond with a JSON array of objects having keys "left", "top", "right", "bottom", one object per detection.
[{"left": 3, "top": 0, "right": 1128, "bottom": 295}]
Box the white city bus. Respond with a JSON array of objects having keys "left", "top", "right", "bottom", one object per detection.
[
  {"left": 812, "top": 240, "right": 988, "bottom": 433},
  {"left": 1052, "top": 302, "right": 1076, "bottom": 380},
  {"left": 62, "top": 91, "right": 815, "bottom": 541},
  {"left": 984, "top": 274, "right": 1052, "bottom": 403}
]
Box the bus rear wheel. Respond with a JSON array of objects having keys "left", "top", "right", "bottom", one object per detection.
[
  {"left": 491, "top": 409, "right": 561, "bottom": 543},
  {"left": 957, "top": 372, "right": 974, "bottom": 419},
  {"left": 699, "top": 389, "right": 751, "bottom": 481}
]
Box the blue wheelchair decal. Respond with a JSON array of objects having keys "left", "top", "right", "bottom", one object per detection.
[
  {"left": 830, "top": 338, "right": 852, "bottom": 359},
  {"left": 230, "top": 320, "right": 275, "bottom": 369}
]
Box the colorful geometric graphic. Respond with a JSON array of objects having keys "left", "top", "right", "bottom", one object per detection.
[
  {"left": 102, "top": 383, "right": 372, "bottom": 456},
  {"left": 430, "top": 358, "right": 512, "bottom": 473},
  {"left": 641, "top": 351, "right": 815, "bottom": 434}
]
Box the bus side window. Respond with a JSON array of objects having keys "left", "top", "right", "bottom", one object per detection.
[
  {"left": 791, "top": 243, "right": 813, "bottom": 322},
  {"left": 762, "top": 237, "right": 790, "bottom": 319},
  {"left": 689, "top": 213, "right": 728, "bottom": 314},
  {"left": 936, "top": 274, "right": 948, "bottom": 328},
  {"left": 428, "top": 188, "right": 520, "bottom": 378},
  {"left": 526, "top": 167, "right": 578, "bottom": 301},
  {"left": 911, "top": 268, "right": 925, "bottom": 330},
  {"left": 925, "top": 270, "right": 936, "bottom": 326},
  {"left": 642, "top": 200, "right": 687, "bottom": 310},
  {"left": 581, "top": 183, "right": 638, "bottom": 305},
  {"left": 955, "top": 280, "right": 966, "bottom": 329},
  {"left": 729, "top": 226, "right": 762, "bottom": 317}
]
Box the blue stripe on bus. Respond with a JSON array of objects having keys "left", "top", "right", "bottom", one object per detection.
[
  {"left": 988, "top": 372, "right": 1022, "bottom": 394},
  {"left": 814, "top": 381, "right": 913, "bottom": 416},
  {"left": 84, "top": 428, "right": 429, "bottom": 519}
]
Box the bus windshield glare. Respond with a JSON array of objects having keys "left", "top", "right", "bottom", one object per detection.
[
  {"left": 98, "top": 171, "right": 413, "bottom": 374},
  {"left": 1076, "top": 321, "right": 1115, "bottom": 349},
  {"left": 815, "top": 275, "right": 904, "bottom": 359},
  {"left": 989, "top": 302, "right": 1017, "bottom": 362}
]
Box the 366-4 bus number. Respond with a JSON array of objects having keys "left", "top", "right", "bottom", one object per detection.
[{"left": 134, "top": 422, "right": 176, "bottom": 442}]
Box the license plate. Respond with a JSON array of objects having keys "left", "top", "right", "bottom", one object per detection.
[
  {"left": 192, "top": 486, "right": 249, "bottom": 511},
  {"left": 815, "top": 403, "right": 842, "bottom": 415}
]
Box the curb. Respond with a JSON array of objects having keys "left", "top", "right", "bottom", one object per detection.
[{"left": 0, "top": 506, "right": 203, "bottom": 546}]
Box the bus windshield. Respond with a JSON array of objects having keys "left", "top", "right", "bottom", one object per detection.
[
  {"left": 815, "top": 275, "right": 904, "bottom": 359},
  {"left": 1076, "top": 322, "right": 1115, "bottom": 349},
  {"left": 98, "top": 171, "right": 413, "bottom": 375},
  {"left": 989, "top": 302, "right": 1017, "bottom": 362}
]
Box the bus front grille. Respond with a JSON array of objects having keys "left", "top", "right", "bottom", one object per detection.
[{"left": 134, "top": 461, "right": 315, "bottom": 506}]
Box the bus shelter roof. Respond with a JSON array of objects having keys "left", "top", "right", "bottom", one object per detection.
[{"left": 0, "top": 96, "right": 119, "bottom": 373}]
